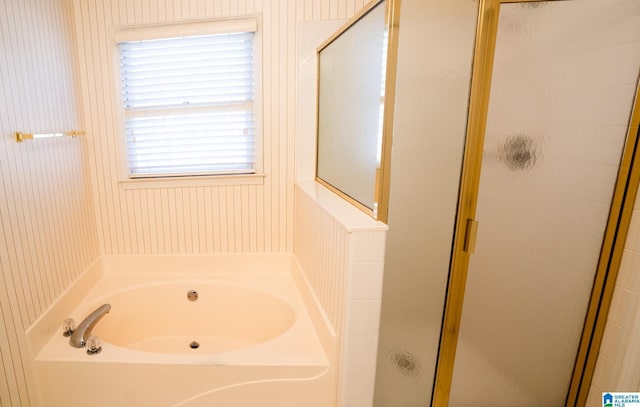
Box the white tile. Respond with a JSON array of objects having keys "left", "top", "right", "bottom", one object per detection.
[
  {"left": 345, "top": 335, "right": 368, "bottom": 368},
  {"left": 298, "top": 20, "right": 345, "bottom": 59},
  {"left": 295, "top": 182, "right": 388, "bottom": 233},
  {"left": 298, "top": 104, "right": 317, "bottom": 132},
  {"left": 627, "top": 211, "right": 640, "bottom": 250},
  {"left": 372, "top": 231, "right": 386, "bottom": 262},
  {"left": 592, "top": 355, "right": 621, "bottom": 391},
  {"left": 608, "top": 288, "right": 622, "bottom": 323},
  {"left": 347, "top": 300, "right": 370, "bottom": 336},
  {"left": 343, "top": 367, "right": 366, "bottom": 400},
  {"left": 585, "top": 384, "right": 603, "bottom": 407},
  {"left": 348, "top": 262, "right": 373, "bottom": 300},
  {"left": 342, "top": 399, "right": 364, "bottom": 407},
  {"left": 298, "top": 54, "right": 317, "bottom": 81},
  {"left": 362, "top": 367, "right": 376, "bottom": 393},
  {"left": 350, "top": 232, "right": 374, "bottom": 262},
  {"left": 614, "top": 289, "right": 639, "bottom": 329},
  {"left": 370, "top": 261, "right": 384, "bottom": 299},
  {"left": 295, "top": 129, "right": 317, "bottom": 182},
  {"left": 367, "top": 299, "right": 382, "bottom": 335},
  {"left": 616, "top": 250, "right": 633, "bottom": 289},
  {"left": 635, "top": 190, "right": 640, "bottom": 211},
  {"left": 365, "top": 334, "right": 380, "bottom": 368},
  {"left": 600, "top": 321, "right": 630, "bottom": 364},
  {"left": 362, "top": 369, "right": 376, "bottom": 405},
  {"left": 624, "top": 252, "right": 640, "bottom": 294},
  {"left": 297, "top": 78, "right": 317, "bottom": 105}
]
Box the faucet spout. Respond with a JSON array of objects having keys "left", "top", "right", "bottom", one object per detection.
[{"left": 70, "top": 304, "right": 111, "bottom": 348}]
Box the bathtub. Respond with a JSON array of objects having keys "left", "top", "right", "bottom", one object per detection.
[{"left": 27, "top": 255, "right": 335, "bottom": 407}]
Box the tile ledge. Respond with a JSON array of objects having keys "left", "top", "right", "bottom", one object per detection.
[{"left": 296, "top": 180, "right": 388, "bottom": 233}]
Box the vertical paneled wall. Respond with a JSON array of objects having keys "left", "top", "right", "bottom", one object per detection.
[
  {"left": 0, "top": 0, "right": 100, "bottom": 406},
  {"left": 72, "top": 0, "right": 368, "bottom": 256},
  {"left": 0, "top": 1, "right": 368, "bottom": 406},
  {"left": 294, "top": 182, "right": 387, "bottom": 407},
  {"left": 294, "top": 185, "right": 349, "bottom": 330}
]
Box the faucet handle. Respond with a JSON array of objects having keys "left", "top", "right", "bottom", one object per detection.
[
  {"left": 62, "top": 318, "right": 75, "bottom": 337},
  {"left": 86, "top": 335, "right": 102, "bottom": 355}
]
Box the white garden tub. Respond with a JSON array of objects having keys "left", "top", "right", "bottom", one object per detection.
[
  {"left": 92, "top": 282, "right": 296, "bottom": 355},
  {"left": 28, "top": 255, "right": 335, "bottom": 407}
]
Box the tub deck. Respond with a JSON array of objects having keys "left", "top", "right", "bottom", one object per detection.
[{"left": 28, "top": 255, "right": 334, "bottom": 407}]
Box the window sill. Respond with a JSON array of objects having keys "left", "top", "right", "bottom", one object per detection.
[{"left": 119, "top": 173, "right": 266, "bottom": 190}]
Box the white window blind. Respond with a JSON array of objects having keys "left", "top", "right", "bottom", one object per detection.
[{"left": 118, "top": 31, "right": 256, "bottom": 178}]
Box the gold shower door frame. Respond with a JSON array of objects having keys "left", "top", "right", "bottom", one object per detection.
[{"left": 431, "top": 0, "right": 640, "bottom": 406}]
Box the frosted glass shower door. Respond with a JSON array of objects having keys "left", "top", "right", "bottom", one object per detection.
[{"left": 448, "top": 1, "right": 640, "bottom": 406}]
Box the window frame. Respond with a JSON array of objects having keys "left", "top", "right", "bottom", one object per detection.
[{"left": 112, "top": 18, "right": 264, "bottom": 188}]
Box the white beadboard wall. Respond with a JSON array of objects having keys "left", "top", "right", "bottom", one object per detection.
[
  {"left": 294, "top": 182, "right": 387, "bottom": 407},
  {"left": 0, "top": 0, "right": 100, "bottom": 406},
  {"left": 294, "top": 184, "right": 349, "bottom": 330},
  {"left": 71, "top": 0, "right": 369, "bottom": 256}
]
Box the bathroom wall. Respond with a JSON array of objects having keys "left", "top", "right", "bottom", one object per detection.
[
  {"left": 71, "top": 0, "right": 370, "bottom": 256},
  {"left": 294, "top": 181, "right": 387, "bottom": 407},
  {"left": 588, "top": 183, "right": 640, "bottom": 405},
  {"left": 0, "top": 0, "right": 100, "bottom": 406}
]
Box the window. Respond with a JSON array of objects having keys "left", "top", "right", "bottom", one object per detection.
[{"left": 117, "top": 23, "right": 257, "bottom": 178}]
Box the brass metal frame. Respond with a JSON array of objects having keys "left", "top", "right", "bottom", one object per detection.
[
  {"left": 315, "top": 0, "right": 400, "bottom": 223},
  {"left": 432, "top": 0, "right": 640, "bottom": 405},
  {"left": 432, "top": 0, "right": 501, "bottom": 404},
  {"left": 376, "top": 0, "right": 400, "bottom": 224}
]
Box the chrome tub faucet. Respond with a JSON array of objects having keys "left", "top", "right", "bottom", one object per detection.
[{"left": 69, "top": 304, "right": 111, "bottom": 348}]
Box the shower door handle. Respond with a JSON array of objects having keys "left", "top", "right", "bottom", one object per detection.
[{"left": 463, "top": 219, "right": 479, "bottom": 254}]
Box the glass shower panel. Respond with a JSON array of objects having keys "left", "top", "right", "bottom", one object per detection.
[
  {"left": 449, "top": 1, "right": 640, "bottom": 406},
  {"left": 373, "top": 0, "right": 478, "bottom": 406},
  {"left": 316, "top": 1, "right": 386, "bottom": 210}
]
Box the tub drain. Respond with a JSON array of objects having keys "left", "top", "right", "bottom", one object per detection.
[{"left": 189, "top": 341, "right": 200, "bottom": 349}]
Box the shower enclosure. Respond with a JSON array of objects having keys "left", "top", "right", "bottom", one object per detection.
[
  {"left": 375, "top": 0, "right": 640, "bottom": 405},
  {"left": 436, "top": 0, "right": 640, "bottom": 405}
]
